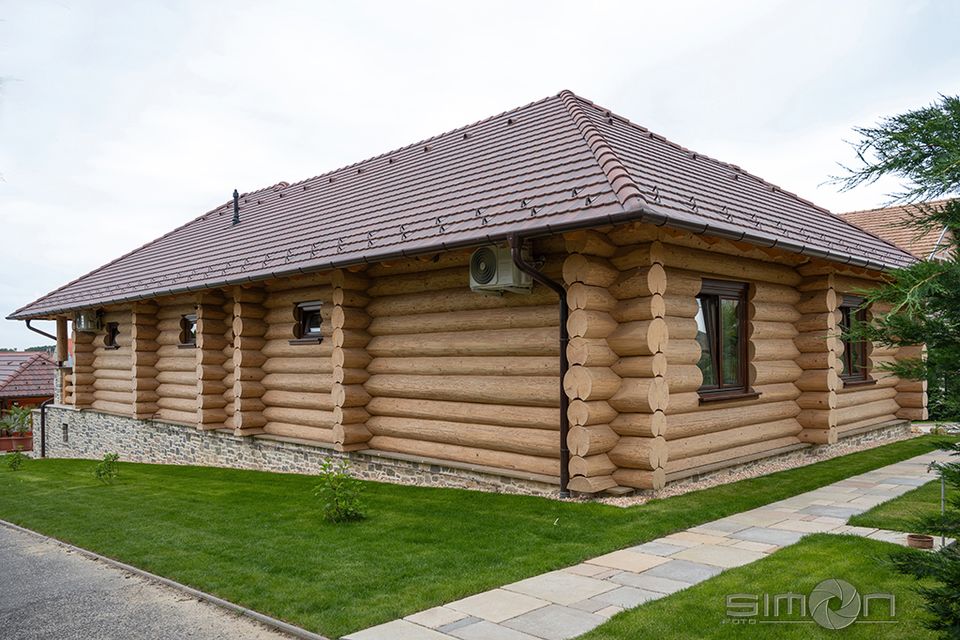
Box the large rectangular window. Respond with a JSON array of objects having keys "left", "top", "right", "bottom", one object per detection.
[
  {"left": 839, "top": 295, "right": 869, "bottom": 382},
  {"left": 695, "top": 279, "right": 751, "bottom": 400}
]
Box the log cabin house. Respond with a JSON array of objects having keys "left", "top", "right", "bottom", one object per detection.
[{"left": 8, "top": 91, "right": 927, "bottom": 495}]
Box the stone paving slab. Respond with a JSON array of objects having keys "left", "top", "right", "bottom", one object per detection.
[{"left": 344, "top": 450, "right": 951, "bottom": 640}]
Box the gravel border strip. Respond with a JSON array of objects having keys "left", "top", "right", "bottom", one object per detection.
[{"left": 0, "top": 519, "right": 330, "bottom": 640}]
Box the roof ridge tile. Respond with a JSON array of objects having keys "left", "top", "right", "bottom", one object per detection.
[{"left": 557, "top": 90, "right": 645, "bottom": 208}]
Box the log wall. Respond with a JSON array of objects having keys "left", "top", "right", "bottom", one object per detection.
[
  {"left": 364, "top": 245, "right": 564, "bottom": 479},
  {"left": 260, "top": 275, "right": 336, "bottom": 443},
  {"left": 57, "top": 223, "right": 929, "bottom": 494}
]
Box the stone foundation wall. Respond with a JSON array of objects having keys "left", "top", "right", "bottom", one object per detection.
[
  {"left": 37, "top": 406, "right": 558, "bottom": 497},
  {"left": 36, "top": 406, "right": 915, "bottom": 500}
]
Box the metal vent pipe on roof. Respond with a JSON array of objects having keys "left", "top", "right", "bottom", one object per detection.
[
  {"left": 232, "top": 189, "right": 240, "bottom": 225},
  {"left": 509, "top": 234, "right": 570, "bottom": 497}
]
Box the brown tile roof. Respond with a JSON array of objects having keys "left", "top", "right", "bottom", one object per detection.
[
  {"left": 841, "top": 199, "right": 954, "bottom": 260},
  {"left": 0, "top": 352, "right": 55, "bottom": 399},
  {"left": 9, "top": 91, "right": 915, "bottom": 320}
]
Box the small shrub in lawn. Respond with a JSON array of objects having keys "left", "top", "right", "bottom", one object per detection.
[
  {"left": 5, "top": 448, "right": 26, "bottom": 471},
  {"left": 94, "top": 453, "right": 121, "bottom": 484},
  {"left": 314, "top": 459, "right": 365, "bottom": 523}
]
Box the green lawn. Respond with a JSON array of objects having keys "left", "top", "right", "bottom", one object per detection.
[
  {"left": 0, "top": 436, "right": 949, "bottom": 638},
  {"left": 580, "top": 534, "right": 935, "bottom": 639},
  {"left": 849, "top": 479, "right": 952, "bottom": 533}
]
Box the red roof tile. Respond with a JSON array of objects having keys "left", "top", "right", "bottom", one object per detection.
[
  {"left": 0, "top": 352, "right": 55, "bottom": 399},
  {"left": 841, "top": 199, "right": 954, "bottom": 260},
  {"left": 9, "top": 91, "right": 915, "bottom": 320}
]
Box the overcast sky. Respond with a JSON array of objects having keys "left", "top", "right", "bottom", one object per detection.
[{"left": 1, "top": 0, "right": 957, "bottom": 349}]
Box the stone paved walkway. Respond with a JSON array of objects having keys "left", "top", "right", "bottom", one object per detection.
[{"left": 345, "top": 450, "right": 954, "bottom": 640}]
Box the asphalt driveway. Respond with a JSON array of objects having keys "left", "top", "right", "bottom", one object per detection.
[{"left": 0, "top": 524, "right": 293, "bottom": 640}]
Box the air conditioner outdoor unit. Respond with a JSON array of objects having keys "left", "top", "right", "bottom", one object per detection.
[
  {"left": 469, "top": 245, "right": 533, "bottom": 294},
  {"left": 75, "top": 310, "right": 100, "bottom": 333}
]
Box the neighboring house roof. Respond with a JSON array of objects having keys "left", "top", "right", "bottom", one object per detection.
[
  {"left": 9, "top": 91, "right": 916, "bottom": 320},
  {"left": 841, "top": 199, "right": 955, "bottom": 260},
  {"left": 0, "top": 352, "right": 55, "bottom": 399}
]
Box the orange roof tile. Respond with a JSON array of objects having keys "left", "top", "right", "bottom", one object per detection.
[{"left": 841, "top": 199, "right": 954, "bottom": 260}]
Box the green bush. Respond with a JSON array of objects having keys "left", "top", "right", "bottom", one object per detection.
[
  {"left": 314, "top": 459, "right": 365, "bottom": 523},
  {"left": 94, "top": 453, "right": 121, "bottom": 484},
  {"left": 5, "top": 406, "right": 32, "bottom": 435},
  {"left": 4, "top": 449, "right": 26, "bottom": 471}
]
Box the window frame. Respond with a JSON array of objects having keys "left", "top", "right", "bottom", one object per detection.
[
  {"left": 178, "top": 314, "right": 197, "bottom": 348},
  {"left": 838, "top": 295, "right": 872, "bottom": 385},
  {"left": 696, "top": 279, "right": 756, "bottom": 403},
  {"left": 290, "top": 301, "right": 324, "bottom": 345},
  {"left": 103, "top": 322, "right": 120, "bottom": 350}
]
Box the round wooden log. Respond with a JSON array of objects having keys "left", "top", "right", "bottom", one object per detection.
[
  {"left": 234, "top": 365, "right": 265, "bottom": 382},
  {"left": 262, "top": 422, "right": 335, "bottom": 442},
  {"left": 567, "top": 475, "right": 618, "bottom": 494},
  {"left": 750, "top": 302, "right": 801, "bottom": 324},
  {"left": 234, "top": 380, "right": 266, "bottom": 398},
  {"left": 612, "top": 353, "right": 667, "bottom": 378},
  {"left": 233, "top": 348, "right": 267, "bottom": 369},
  {"left": 609, "top": 241, "right": 665, "bottom": 271},
  {"left": 262, "top": 357, "right": 335, "bottom": 375},
  {"left": 334, "top": 406, "right": 369, "bottom": 425},
  {"left": 261, "top": 390, "right": 335, "bottom": 411},
  {"left": 796, "top": 368, "right": 840, "bottom": 392},
  {"left": 796, "top": 408, "right": 837, "bottom": 429},
  {"left": 794, "top": 332, "right": 839, "bottom": 353},
  {"left": 368, "top": 435, "right": 560, "bottom": 477},
  {"left": 663, "top": 339, "right": 701, "bottom": 365},
  {"left": 666, "top": 391, "right": 701, "bottom": 415},
  {"left": 797, "top": 289, "right": 838, "bottom": 314},
  {"left": 669, "top": 418, "right": 801, "bottom": 460},
  {"left": 795, "top": 351, "right": 837, "bottom": 370},
  {"left": 367, "top": 267, "right": 465, "bottom": 297},
  {"left": 331, "top": 306, "right": 371, "bottom": 331},
  {"left": 363, "top": 374, "right": 556, "bottom": 407},
  {"left": 198, "top": 394, "right": 227, "bottom": 410},
  {"left": 660, "top": 246, "right": 801, "bottom": 286},
  {"left": 896, "top": 378, "right": 926, "bottom": 393},
  {"left": 836, "top": 386, "right": 897, "bottom": 408},
  {"left": 92, "top": 378, "right": 131, "bottom": 393},
  {"left": 612, "top": 467, "right": 666, "bottom": 490},
  {"left": 895, "top": 392, "right": 927, "bottom": 408},
  {"left": 606, "top": 318, "right": 669, "bottom": 356},
  {"left": 667, "top": 435, "right": 801, "bottom": 476},
  {"left": 367, "top": 327, "right": 559, "bottom": 357},
  {"left": 333, "top": 423, "right": 372, "bottom": 446},
  {"left": 567, "top": 399, "right": 617, "bottom": 427},
  {"left": 750, "top": 339, "right": 800, "bottom": 362},
  {"left": 567, "top": 424, "right": 619, "bottom": 456},
  {"left": 750, "top": 360, "right": 802, "bottom": 385},
  {"left": 795, "top": 312, "right": 839, "bottom": 334},
  {"left": 751, "top": 283, "right": 801, "bottom": 305},
  {"left": 368, "top": 356, "right": 558, "bottom": 377},
  {"left": 567, "top": 283, "right": 617, "bottom": 312},
  {"left": 367, "top": 397, "right": 558, "bottom": 430},
  {"left": 92, "top": 390, "right": 131, "bottom": 405},
  {"left": 156, "top": 383, "right": 197, "bottom": 400},
  {"left": 666, "top": 399, "right": 801, "bottom": 440},
  {"left": 333, "top": 328, "right": 370, "bottom": 349},
  {"left": 797, "top": 391, "right": 837, "bottom": 410},
  {"left": 92, "top": 354, "right": 131, "bottom": 371},
  {"left": 609, "top": 377, "right": 669, "bottom": 413},
  {"left": 333, "top": 347, "right": 370, "bottom": 369},
  {"left": 896, "top": 407, "right": 928, "bottom": 421},
  {"left": 262, "top": 406, "right": 335, "bottom": 428},
  {"left": 564, "top": 229, "right": 617, "bottom": 257},
  {"left": 563, "top": 366, "right": 621, "bottom": 401},
  {"left": 609, "top": 264, "right": 667, "bottom": 299},
  {"left": 235, "top": 335, "right": 267, "bottom": 351},
  {"left": 332, "top": 383, "right": 371, "bottom": 408},
  {"left": 609, "top": 436, "right": 668, "bottom": 470},
  {"left": 836, "top": 398, "right": 901, "bottom": 426},
  {"left": 567, "top": 309, "right": 617, "bottom": 339},
  {"left": 562, "top": 254, "right": 619, "bottom": 287},
  {"left": 751, "top": 321, "right": 798, "bottom": 341},
  {"left": 366, "top": 287, "right": 557, "bottom": 318},
  {"left": 369, "top": 306, "right": 557, "bottom": 336},
  {"left": 610, "top": 411, "right": 665, "bottom": 438},
  {"left": 156, "top": 396, "right": 197, "bottom": 412},
  {"left": 568, "top": 454, "right": 617, "bottom": 477},
  {"left": 612, "top": 295, "right": 666, "bottom": 322},
  {"left": 568, "top": 338, "right": 618, "bottom": 367},
  {"left": 333, "top": 368, "right": 369, "bottom": 385},
  {"left": 664, "top": 365, "right": 703, "bottom": 393}
]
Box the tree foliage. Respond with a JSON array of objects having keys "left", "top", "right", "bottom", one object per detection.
[
  {"left": 838, "top": 94, "right": 960, "bottom": 420},
  {"left": 839, "top": 94, "right": 960, "bottom": 639}
]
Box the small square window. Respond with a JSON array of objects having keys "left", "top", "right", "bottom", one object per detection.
[
  {"left": 179, "top": 314, "right": 197, "bottom": 347},
  {"left": 103, "top": 322, "right": 120, "bottom": 350},
  {"left": 291, "top": 301, "right": 323, "bottom": 344}
]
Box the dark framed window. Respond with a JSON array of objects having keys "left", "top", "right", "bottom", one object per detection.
[
  {"left": 695, "top": 279, "right": 754, "bottom": 402},
  {"left": 103, "top": 322, "right": 120, "bottom": 350},
  {"left": 179, "top": 314, "right": 197, "bottom": 348},
  {"left": 290, "top": 301, "right": 323, "bottom": 345},
  {"left": 839, "top": 295, "right": 869, "bottom": 383}
]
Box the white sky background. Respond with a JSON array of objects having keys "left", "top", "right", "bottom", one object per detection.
[{"left": 0, "top": 0, "right": 957, "bottom": 348}]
